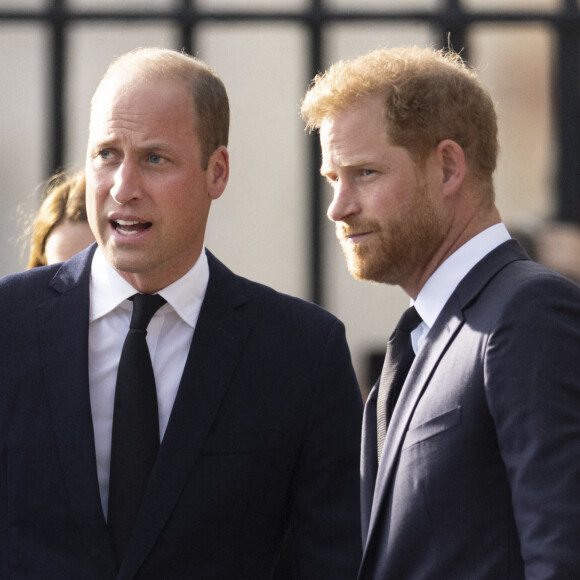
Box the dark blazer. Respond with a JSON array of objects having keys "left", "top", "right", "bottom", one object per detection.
[
  {"left": 359, "top": 240, "right": 580, "bottom": 579},
  {"left": 0, "top": 246, "right": 362, "bottom": 580}
]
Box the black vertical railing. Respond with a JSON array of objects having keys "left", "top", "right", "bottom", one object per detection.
[
  {"left": 307, "top": 0, "right": 324, "bottom": 306},
  {"left": 439, "top": 0, "right": 468, "bottom": 57},
  {"left": 178, "top": 0, "right": 195, "bottom": 56},
  {"left": 556, "top": 0, "right": 580, "bottom": 223},
  {"left": 48, "top": 0, "right": 67, "bottom": 176}
]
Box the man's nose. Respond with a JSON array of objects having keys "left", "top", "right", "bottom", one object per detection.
[
  {"left": 110, "top": 162, "right": 143, "bottom": 205},
  {"left": 327, "top": 180, "right": 359, "bottom": 223}
]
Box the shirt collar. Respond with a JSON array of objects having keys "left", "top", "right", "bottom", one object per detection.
[
  {"left": 89, "top": 247, "right": 209, "bottom": 328},
  {"left": 413, "top": 223, "right": 511, "bottom": 330}
]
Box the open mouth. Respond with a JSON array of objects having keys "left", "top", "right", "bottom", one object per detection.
[{"left": 112, "top": 219, "right": 152, "bottom": 235}]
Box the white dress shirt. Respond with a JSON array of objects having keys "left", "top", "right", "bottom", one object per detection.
[
  {"left": 88, "top": 247, "right": 209, "bottom": 516},
  {"left": 411, "top": 223, "right": 511, "bottom": 353}
]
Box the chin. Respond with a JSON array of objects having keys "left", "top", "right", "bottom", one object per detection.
[
  {"left": 346, "top": 258, "right": 377, "bottom": 282},
  {"left": 348, "top": 267, "right": 386, "bottom": 284},
  {"left": 108, "top": 252, "right": 144, "bottom": 275},
  {"left": 345, "top": 253, "right": 396, "bottom": 285}
]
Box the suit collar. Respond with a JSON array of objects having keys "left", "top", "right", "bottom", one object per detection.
[
  {"left": 453, "top": 239, "right": 529, "bottom": 310},
  {"left": 414, "top": 223, "right": 511, "bottom": 329},
  {"left": 49, "top": 242, "right": 97, "bottom": 295},
  {"left": 361, "top": 240, "right": 529, "bottom": 568}
]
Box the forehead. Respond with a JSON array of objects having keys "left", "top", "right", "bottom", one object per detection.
[
  {"left": 320, "top": 97, "right": 391, "bottom": 164},
  {"left": 89, "top": 75, "right": 196, "bottom": 139}
]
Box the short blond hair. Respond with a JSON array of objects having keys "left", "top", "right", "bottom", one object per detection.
[
  {"left": 91, "top": 47, "right": 229, "bottom": 169},
  {"left": 301, "top": 46, "right": 498, "bottom": 182}
]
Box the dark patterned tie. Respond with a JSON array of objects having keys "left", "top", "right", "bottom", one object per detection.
[
  {"left": 376, "top": 306, "right": 422, "bottom": 461},
  {"left": 108, "top": 293, "right": 166, "bottom": 564}
]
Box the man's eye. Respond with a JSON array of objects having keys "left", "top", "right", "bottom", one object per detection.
[
  {"left": 98, "top": 150, "right": 112, "bottom": 160},
  {"left": 149, "top": 154, "right": 163, "bottom": 164},
  {"left": 361, "top": 169, "right": 375, "bottom": 177}
]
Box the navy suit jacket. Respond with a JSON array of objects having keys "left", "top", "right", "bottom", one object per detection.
[
  {"left": 0, "top": 246, "right": 362, "bottom": 579},
  {"left": 359, "top": 240, "right": 580, "bottom": 579}
]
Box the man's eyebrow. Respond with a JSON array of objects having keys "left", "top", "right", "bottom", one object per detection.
[
  {"left": 90, "top": 136, "right": 115, "bottom": 148},
  {"left": 89, "top": 138, "right": 177, "bottom": 153},
  {"left": 320, "top": 159, "right": 371, "bottom": 174}
]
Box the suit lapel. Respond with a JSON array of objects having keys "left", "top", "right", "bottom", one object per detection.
[
  {"left": 40, "top": 245, "right": 118, "bottom": 580},
  {"left": 119, "top": 252, "right": 253, "bottom": 579},
  {"left": 360, "top": 381, "right": 379, "bottom": 542},
  {"left": 360, "top": 240, "right": 530, "bottom": 571},
  {"left": 364, "top": 298, "right": 464, "bottom": 553}
]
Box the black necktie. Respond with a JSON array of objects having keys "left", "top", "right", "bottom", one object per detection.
[
  {"left": 376, "top": 306, "right": 422, "bottom": 461},
  {"left": 108, "top": 293, "right": 166, "bottom": 564}
]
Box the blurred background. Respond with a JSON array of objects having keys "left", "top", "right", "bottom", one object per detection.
[{"left": 2, "top": 0, "right": 580, "bottom": 394}]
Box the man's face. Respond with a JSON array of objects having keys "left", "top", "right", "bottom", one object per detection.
[
  {"left": 320, "top": 96, "right": 448, "bottom": 292},
  {"left": 86, "top": 75, "right": 222, "bottom": 293}
]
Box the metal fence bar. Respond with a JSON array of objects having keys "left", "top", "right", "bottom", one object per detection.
[
  {"left": 439, "top": 0, "right": 468, "bottom": 56},
  {"left": 48, "top": 0, "right": 67, "bottom": 176},
  {"left": 177, "top": 0, "right": 195, "bottom": 55},
  {"left": 556, "top": 0, "right": 580, "bottom": 223},
  {"left": 306, "top": 0, "right": 324, "bottom": 305},
  {"left": 3, "top": 9, "right": 580, "bottom": 25}
]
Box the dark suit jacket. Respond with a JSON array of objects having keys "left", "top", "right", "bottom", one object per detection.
[
  {"left": 0, "top": 246, "right": 362, "bottom": 579},
  {"left": 359, "top": 240, "right": 580, "bottom": 579}
]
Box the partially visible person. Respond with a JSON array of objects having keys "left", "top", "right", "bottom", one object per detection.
[
  {"left": 302, "top": 45, "right": 580, "bottom": 579},
  {"left": 509, "top": 221, "right": 580, "bottom": 285},
  {"left": 0, "top": 47, "right": 362, "bottom": 579},
  {"left": 536, "top": 221, "right": 580, "bottom": 284},
  {"left": 27, "top": 170, "right": 95, "bottom": 267}
]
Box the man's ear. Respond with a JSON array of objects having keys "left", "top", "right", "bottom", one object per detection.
[
  {"left": 437, "top": 139, "right": 465, "bottom": 197},
  {"left": 206, "top": 145, "right": 229, "bottom": 200}
]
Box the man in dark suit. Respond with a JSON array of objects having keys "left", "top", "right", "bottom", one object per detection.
[
  {"left": 0, "top": 47, "right": 362, "bottom": 579},
  {"left": 301, "top": 46, "right": 580, "bottom": 578}
]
